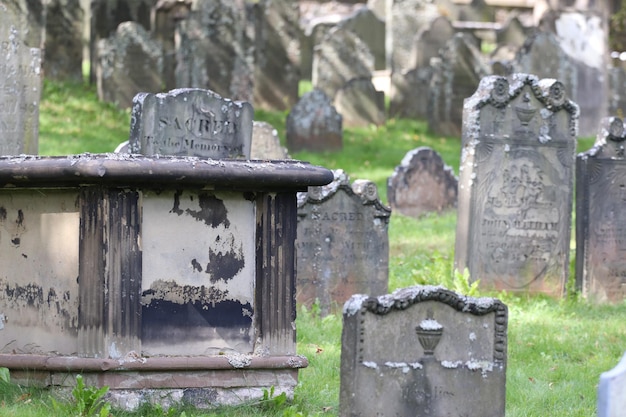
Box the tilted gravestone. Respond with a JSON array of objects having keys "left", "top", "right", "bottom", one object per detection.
[
  {"left": 296, "top": 170, "right": 390, "bottom": 316},
  {"left": 0, "top": 1, "right": 42, "bottom": 155},
  {"left": 340, "top": 285, "right": 508, "bottom": 417},
  {"left": 251, "top": 121, "right": 290, "bottom": 160},
  {"left": 388, "top": 147, "right": 458, "bottom": 218},
  {"left": 598, "top": 352, "right": 626, "bottom": 417},
  {"left": 576, "top": 117, "right": 626, "bottom": 303},
  {"left": 97, "top": 22, "right": 163, "bottom": 109},
  {"left": 129, "top": 88, "right": 253, "bottom": 158},
  {"left": 455, "top": 74, "right": 578, "bottom": 296},
  {"left": 44, "top": 0, "right": 84, "bottom": 81},
  {"left": 339, "top": 6, "right": 386, "bottom": 71},
  {"left": 286, "top": 89, "right": 343, "bottom": 152},
  {"left": 333, "top": 77, "right": 385, "bottom": 128}
]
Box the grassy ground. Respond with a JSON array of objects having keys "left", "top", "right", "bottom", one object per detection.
[{"left": 2, "top": 80, "right": 624, "bottom": 416}]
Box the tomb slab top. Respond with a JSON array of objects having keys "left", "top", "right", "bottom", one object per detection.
[{"left": 0, "top": 154, "right": 333, "bottom": 190}]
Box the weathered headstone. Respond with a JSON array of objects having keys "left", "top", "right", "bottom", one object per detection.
[
  {"left": 97, "top": 22, "right": 163, "bottom": 109},
  {"left": 598, "top": 352, "right": 626, "bottom": 417},
  {"left": 429, "top": 33, "right": 490, "bottom": 137},
  {"left": 312, "top": 25, "right": 375, "bottom": 100},
  {"left": 251, "top": 121, "right": 290, "bottom": 160},
  {"left": 333, "top": 77, "right": 385, "bottom": 128},
  {"left": 340, "top": 285, "right": 508, "bottom": 417},
  {"left": 129, "top": 88, "right": 253, "bottom": 158},
  {"left": 176, "top": 1, "right": 253, "bottom": 102},
  {"left": 388, "top": 147, "right": 458, "bottom": 218},
  {"left": 576, "top": 117, "right": 626, "bottom": 303},
  {"left": 411, "top": 15, "right": 455, "bottom": 70},
  {"left": 455, "top": 74, "right": 578, "bottom": 296},
  {"left": 339, "top": 6, "right": 386, "bottom": 71},
  {"left": 388, "top": 67, "right": 433, "bottom": 119},
  {"left": 609, "top": 64, "right": 626, "bottom": 118},
  {"left": 285, "top": 89, "right": 343, "bottom": 152},
  {"left": 44, "top": 0, "right": 84, "bottom": 81},
  {"left": 0, "top": 1, "right": 43, "bottom": 155},
  {"left": 296, "top": 170, "right": 390, "bottom": 316},
  {"left": 251, "top": 0, "right": 300, "bottom": 111}
]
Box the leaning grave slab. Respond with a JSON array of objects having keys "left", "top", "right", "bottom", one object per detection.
[
  {"left": 576, "top": 117, "right": 626, "bottom": 303},
  {"left": 455, "top": 74, "right": 579, "bottom": 296},
  {"left": 0, "top": 88, "right": 334, "bottom": 409},
  {"left": 340, "top": 285, "right": 508, "bottom": 417}
]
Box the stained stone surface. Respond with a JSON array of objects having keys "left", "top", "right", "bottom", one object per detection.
[
  {"left": 296, "top": 170, "right": 390, "bottom": 316},
  {"left": 44, "top": 0, "right": 84, "bottom": 81},
  {"left": 0, "top": 1, "right": 42, "bottom": 155},
  {"left": 339, "top": 6, "right": 386, "bottom": 71},
  {"left": 251, "top": 121, "right": 290, "bottom": 160},
  {"left": 598, "top": 352, "right": 626, "bottom": 417},
  {"left": 286, "top": 89, "right": 342, "bottom": 152},
  {"left": 129, "top": 88, "right": 253, "bottom": 158},
  {"left": 455, "top": 74, "right": 578, "bottom": 296},
  {"left": 388, "top": 147, "right": 458, "bottom": 218},
  {"left": 340, "top": 285, "right": 508, "bottom": 417},
  {"left": 97, "top": 22, "right": 163, "bottom": 109},
  {"left": 411, "top": 15, "right": 455, "bottom": 70},
  {"left": 576, "top": 117, "right": 626, "bottom": 303},
  {"left": 333, "top": 77, "right": 385, "bottom": 128},
  {"left": 389, "top": 67, "right": 432, "bottom": 120}
]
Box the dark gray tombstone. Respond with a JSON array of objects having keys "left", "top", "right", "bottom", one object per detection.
[
  {"left": 388, "top": 147, "right": 458, "bottom": 218},
  {"left": 129, "top": 88, "right": 253, "bottom": 158},
  {"left": 340, "top": 285, "right": 508, "bottom": 417},
  {"left": 296, "top": 170, "right": 390, "bottom": 316},
  {"left": 97, "top": 22, "right": 163, "bottom": 109},
  {"left": 176, "top": 1, "right": 253, "bottom": 102},
  {"left": 428, "top": 33, "right": 490, "bottom": 137},
  {"left": 44, "top": 0, "right": 84, "bottom": 81},
  {"left": 576, "top": 117, "right": 626, "bottom": 303},
  {"left": 389, "top": 67, "right": 433, "bottom": 120},
  {"left": 333, "top": 77, "right": 385, "bottom": 128},
  {"left": 286, "top": 89, "right": 343, "bottom": 153},
  {"left": 251, "top": 0, "right": 300, "bottom": 111},
  {"left": 455, "top": 74, "right": 578, "bottom": 296},
  {"left": 598, "top": 352, "right": 626, "bottom": 417},
  {"left": 251, "top": 121, "right": 290, "bottom": 160},
  {"left": 312, "top": 25, "right": 375, "bottom": 100},
  {"left": 0, "top": 1, "right": 42, "bottom": 155}
]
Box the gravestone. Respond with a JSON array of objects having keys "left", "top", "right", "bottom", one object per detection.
[
  {"left": 0, "top": 1, "right": 42, "bottom": 155},
  {"left": 411, "top": 15, "right": 455, "bottom": 70},
  {"left": 97, "top": 22, "right": 163, "bottom": 109},
  {"left": 296, "top": 170, "right": 390, "bottom": 316},
  {"left": 609, "top": 65, "right": 626, "bottom": 118},
  {"left": 312, "top": 25, "right": 375, "bottom": 100},
  {"left": 129, "top": 88, "right": 253, "bottom": 158},
  {"left": 388, "top": 147, "right": 458, "bottom": 218},
  {"left": 340, "top": 285, "right": 508, "bottom": 417},
  {"left": 251, "top": 0, "right": 300, "bottom": 111},
  {"left": 333, "top": 77, "right": 385, "bottom": 128},
  {"left": 455, "top": 74, "right": 578, "bottom": 296},
  {"left": 339, "top": 6, "right": 386, "bottom": 71},
  {"left": 176, "top": 1, "right": 253, "bottom": 102},
  {"left": 251, "top": 121, "right": 290, "bottom": 160},
  {"left": 388, "top": 67, "right": 433, "bottom": 120},
  {"left": 44, "top": 0, "right": 84, "bottom": 81},
  {"left": 598, "top": 352, "right": 626, "bottom": 417},
  {"left": 285, "top": 89, "right": 343, "bottom": 152},
  {"left": 496, "top": 16, "right": 528, "bottom": 50},
  {"left": 576, "top": 117, "right": 626, "bottom": 303},
  {"left": 428, "top": 33, "right": 490, "bottom": 137}
]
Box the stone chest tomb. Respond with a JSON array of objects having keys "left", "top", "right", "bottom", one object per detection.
[
  {"left": 455, "top": 74, "right": 578, "bottom": 296},
  {"left": 340, "top": 285, "right": 508, "bottom": 417}
]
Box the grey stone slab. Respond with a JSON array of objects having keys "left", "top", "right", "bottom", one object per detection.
[
  {"left": 455, "top": 74, "right": 578, "bottom": 296},
  {"left": 339, "top": 6, "right": 386, "bottom": 71},
  {"left": 129, "top": 88, "right": 253, "bottom": 158},
  {"left": 333, "top": 77, "right": 385, "bottom": 128},
  {"left": 598, "top": 352, "right": 626, "bottom": 417},
  {"left": 389, "top": 67, "right": 432, "bottom": 120},
  {"left": 251, "top": 121, "right": 290, "bottom": 160},
  {"left": 44, "top": 0, "right": 84, "bottom": 81},
  {"left": 296, "top": 170, "right": 390, "bottom": 316},
  {"left": 411, "top": 15, "right": 455, "bottom": 69},
  {"left": 576, "top": 117, "right": 626, "bottom": 303},
  {"left": 286, "top": 89, "right": 342, "bottom": 152},
  {"left": 96, "top": 22, "right": 163, "bottom": 109},
  {"left": 0, "top": 1, "right": 42, "bottom": 155},
  {"left": 340, "top": 285, "right": 508, "bottom": 417},
  {"left": 388, "top": 147, "right": 458, "bottom": 218}
]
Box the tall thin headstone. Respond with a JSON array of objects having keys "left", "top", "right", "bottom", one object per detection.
[
  {"left": 455, "top": 74, "right": 578, "bottom": 296},
  {"left": 129, "top": 88, "right": 253, "bottom": 158},
  {"left": 0, "top": 1, "right": 42, "bottom": 155},
  {"left": 340, "top": 285, "right": 508, "bottom": 417},
  {"left": 576, "top": 118, "right": 626, "bottom": 302},
  {"left": 598, "top": 352, "right": 626, "bottom": 417},
  {"left": 296, "top": 170, "right": 390, "bottom": 316}
]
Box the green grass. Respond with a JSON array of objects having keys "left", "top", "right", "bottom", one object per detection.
[{"left": 4, "top": 80, "right": 623, "bottom": 416}]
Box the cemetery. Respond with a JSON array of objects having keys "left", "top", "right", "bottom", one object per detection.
[{"left": 2, "top": 0, "right": 626, "bottom": 416}]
